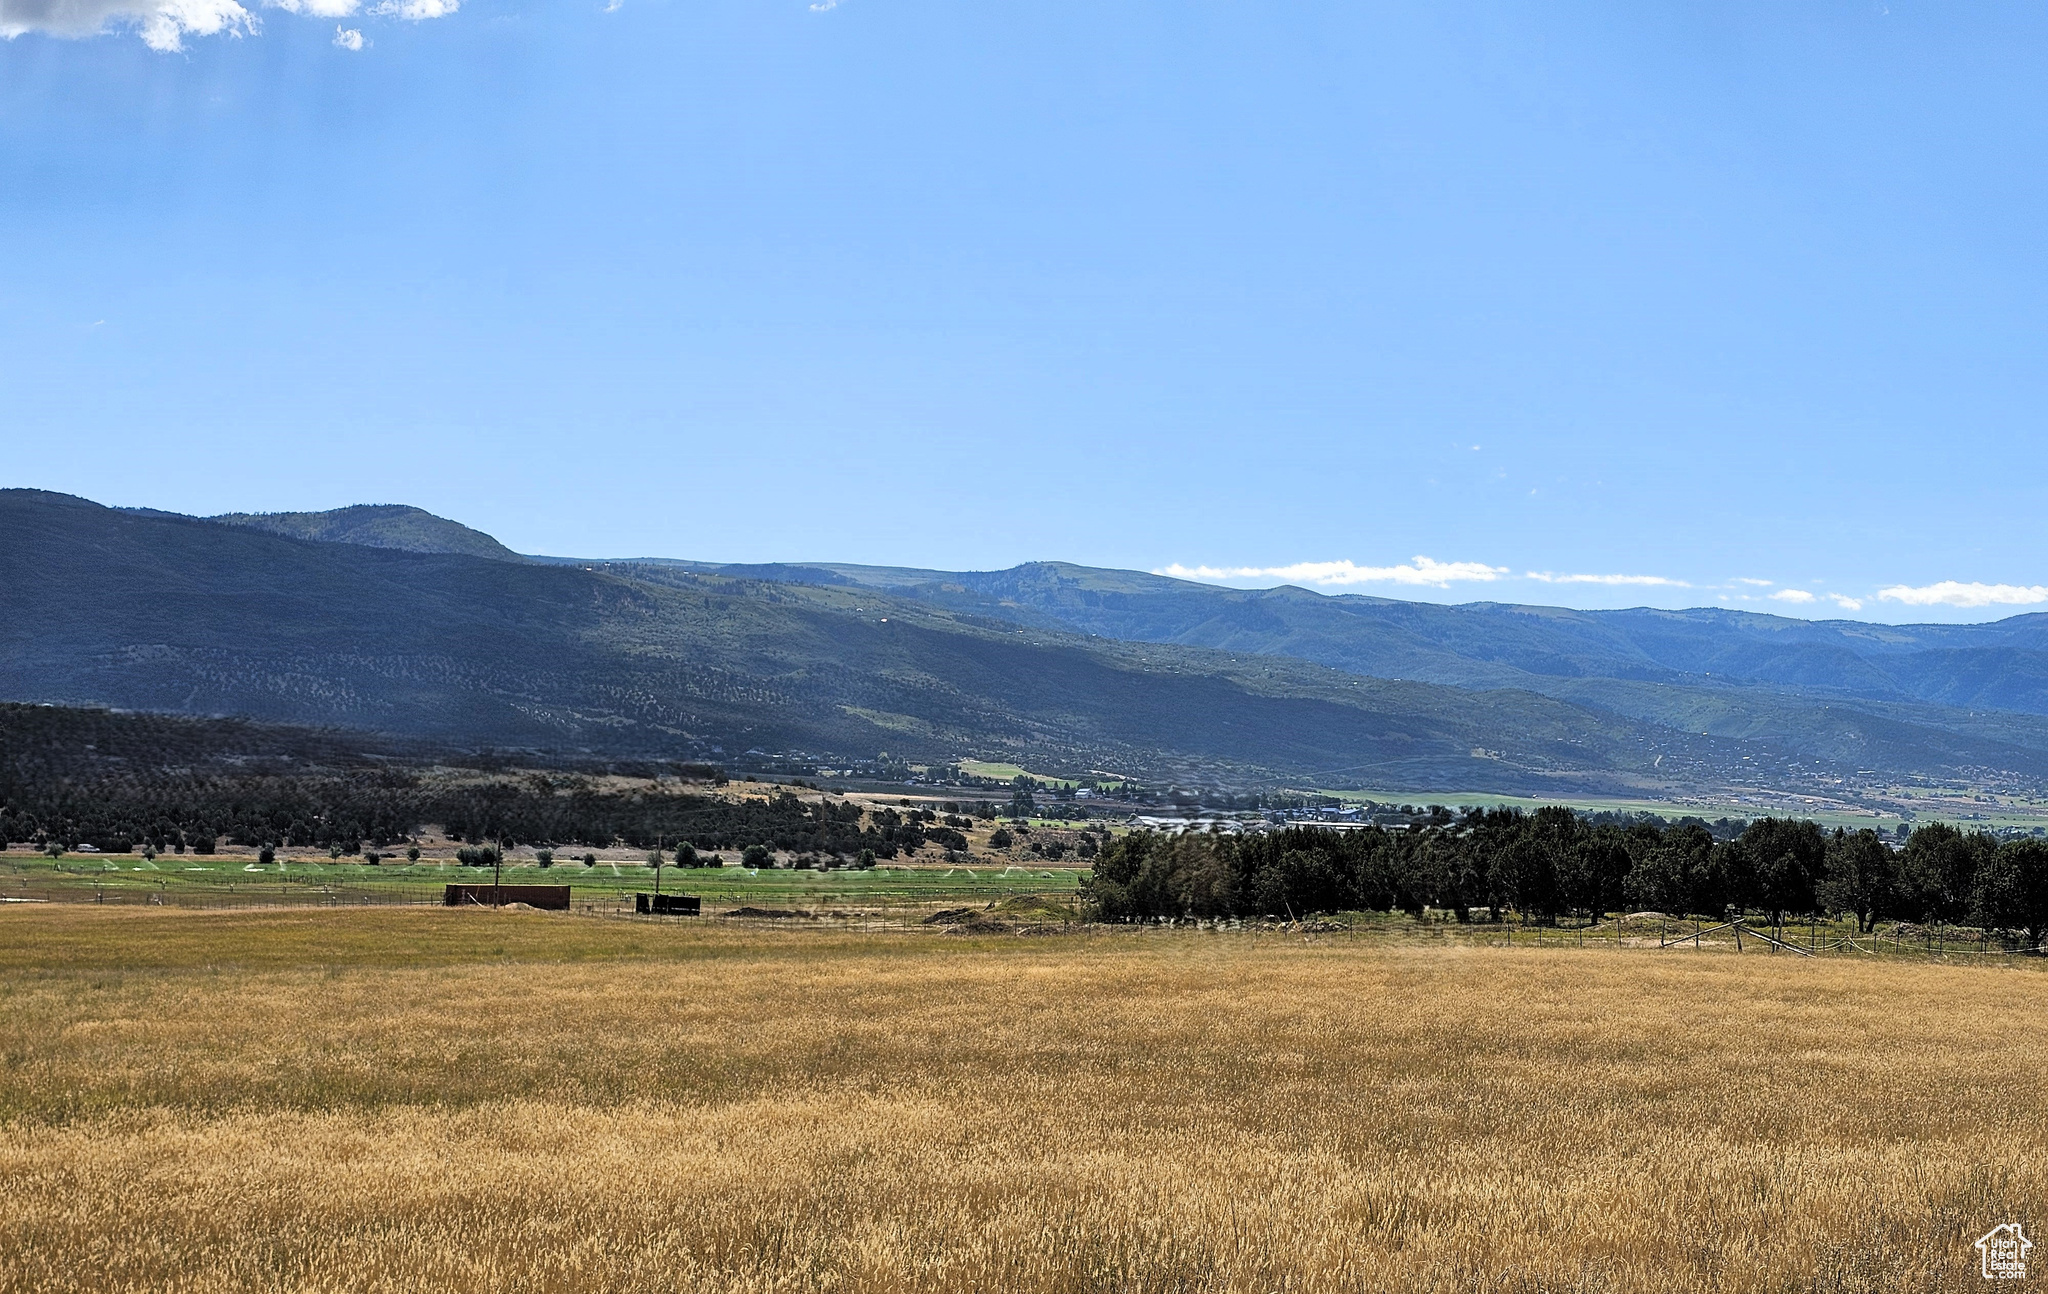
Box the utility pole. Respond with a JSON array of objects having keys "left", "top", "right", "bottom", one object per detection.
[{"left": 493, "top": 838, "right": 505, "bottom": 907}]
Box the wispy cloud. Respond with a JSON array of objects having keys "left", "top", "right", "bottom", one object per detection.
[
  {"left": 272, "top": 0, "right": 358, "bottom": 16},
  {"left": 369, "top": 0, "right": 453, "bottom": 16},
  {"left": 1156, "top": 557, "right": 1508, "bottom": 589},
  {"left": 1525, "top": 571, "right": 1689, "bottom": 587},
  {"left": 330, "top": 21, "right": 359, "bottom": 46},
  {"left": 0, "top": 0, "right": 449, "bottom": 49},
  {"left": 1878, "top": 581, "right": 2048, "bottom": 609},
  {"left": 1766, "top": 588, "right": 1864, "bottom": 612},
  {"left": 1733, "top": 577, "right": 1773, "bottom": 587}
]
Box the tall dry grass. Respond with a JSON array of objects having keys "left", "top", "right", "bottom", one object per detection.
[{"left": 0, "top": 907, "right": 2043, "bottom": 1292}]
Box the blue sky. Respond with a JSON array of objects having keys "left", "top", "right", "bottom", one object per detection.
[{"left": 6, "top": 0, "right": 2048, "bottom": 622}]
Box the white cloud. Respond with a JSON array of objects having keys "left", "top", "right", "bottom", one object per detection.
[
  {"left": 1770, "top": 589, "right": 1817, "bottom": 604},
  {"left": 1, "top": 0, "right": 252, "bottom": 50},
  {"left": 2, "top": 0, "right": 449, "bottom": 46},
  {"left": 1525, "top": 571, "right": 1689, "bottom": 587},
  {"left": 809, "top": 0, "right": 838, "bottom": 9},
  {"left": 1828, "top": 594, "right": 1863, "bottom": 611},
  {"left": 1733, "top": 577, "right": 1773, "bottom": 587},
  {"left": 1878, "top": 581, "right": 2048, "bottom": 609},
  {"left": 330, "top": 19, "right": 357, "bottom": 45},
  {"left": 1156, "top": 556, "right": 1508, "bottom": 589}
]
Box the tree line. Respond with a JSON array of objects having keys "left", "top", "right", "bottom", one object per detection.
[
  {"left": 0, "top": 760, "right": 948, "bottom": 861},
  {"left": 1085, "top": 808, "right": 2048, "bottom": 946}
]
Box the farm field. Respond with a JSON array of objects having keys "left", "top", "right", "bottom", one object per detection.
[
  {"left": 2, "top": 908, "right": 2044, "bottom": 1293},
  {"left": 0, "top": 851, "right": 1086, "bottom": 914}
]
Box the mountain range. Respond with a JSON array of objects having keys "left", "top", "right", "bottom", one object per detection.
[{"left": 9, "top": 487, "right": 2048, "bottom": 808}]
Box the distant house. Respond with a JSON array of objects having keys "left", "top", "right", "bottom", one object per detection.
[{"left": 1977, "top": 1223, "right": 2033, "bottom": 1280}]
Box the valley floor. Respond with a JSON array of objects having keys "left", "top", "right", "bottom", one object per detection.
[{"left": 2, "top": 908, "right": 2043, "bottom": 1292}]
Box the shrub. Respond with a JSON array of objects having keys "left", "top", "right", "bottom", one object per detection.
[
  {"left": 581, "top": 853, "right": 597, "bottom": 866},
  {"left": 258, "top": 844, "right": 275, "bottom": 865},
  {"left": 989, "top": 829, "right": 1013, "bottom": 849},
  {"left": 675, "top": 843, "right": 698, "bottom": 868},
  {"left": 741, "top": 844, "right": 772, "bottom": 869},
  {"left": 535, "top": 848, "right": 554, "bottom": 868},
  {"left": 407, "top": 847, "right": 421, "bottom": 862},
  {"left": 856, "top": 848, "right": 876, "bottom": 870},
  {"left": 456, "top": 846, "right": 502, "bottom": 868}
]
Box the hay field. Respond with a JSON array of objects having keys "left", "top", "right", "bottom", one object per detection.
[{"left": 1, "top": 908, "right": 2043, "bottom": 1293}]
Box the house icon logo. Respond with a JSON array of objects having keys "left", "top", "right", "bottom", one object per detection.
[{"left": 1977, "top": 1222, "right": 2033, "bottom": 1280}]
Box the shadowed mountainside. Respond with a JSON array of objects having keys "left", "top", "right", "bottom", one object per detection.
[
  {"left": 14, "top": 489, "right": 2048, "bottom": 796},
  {"left": 0, "top": 490, "right": 1677, "bottom": 791}
]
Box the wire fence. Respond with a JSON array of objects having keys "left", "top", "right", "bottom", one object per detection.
[{"left": 6, "top": 875, "right": 2043, "bottom": 961}]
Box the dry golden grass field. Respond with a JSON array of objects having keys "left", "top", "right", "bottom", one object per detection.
[{"left": 1, "top": 907, "right": 2044, "bottom": 1293}]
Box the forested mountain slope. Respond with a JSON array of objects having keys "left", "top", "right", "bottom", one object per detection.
[
  {"left": 0, "top": 491, "right": 1664, "bottom": 790},
  {"left": 14, "top": 489, "right": 2048, "bottom": 796},
  {"left": 715, "top": 559, "right": 2048, "bottom": 719},
  {"left": 205, "top": 504, "right": 525, "bottom": 562}
]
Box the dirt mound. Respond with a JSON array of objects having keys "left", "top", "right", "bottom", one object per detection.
[
  {"left": 921, "top": 907, "right": 979, "bottom": 925},
  {"left": 992, "top": 894, "right": 1078, "bottom": 921},
  {"left": 721, "top": 906, "right": 816, "bottom": 920}
]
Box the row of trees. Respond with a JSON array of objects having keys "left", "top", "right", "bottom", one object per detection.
[
  {"left": 1085, "top": 808, "right": 2048, "bottom": 945},
  {"left": 0, "top": 760, "right": 942, "bottom": 861}
]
